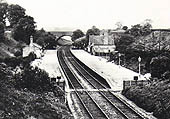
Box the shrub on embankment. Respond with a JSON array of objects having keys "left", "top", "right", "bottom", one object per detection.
[
  {"left": 122, "top": 79, "right": 170, "bottom": 119},
  {"left": 14, "top": 65, "right": 53, "bottom": 93},
  {"left": 0, "top": 54, "right": 72, "bottom": 118}
]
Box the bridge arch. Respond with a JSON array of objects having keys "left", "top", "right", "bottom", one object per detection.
[
  {"left": 56, "top": 35, "right": 72, "bottom": 42},
  {"left": 56, "top": 35, "right": 73, "bottom": 45}
]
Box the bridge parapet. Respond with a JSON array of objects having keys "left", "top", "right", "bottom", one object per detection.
[{"left": 50, "top": 31, "right": 73, "bottom": 37}]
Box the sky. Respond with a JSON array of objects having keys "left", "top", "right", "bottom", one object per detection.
[{"left": 6, "top": 0, "right": 170, "bottom": 31}]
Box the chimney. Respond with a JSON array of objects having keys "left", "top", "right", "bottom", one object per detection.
[{"left": 29, "top": 35, "right": 33, "bottom": 52}]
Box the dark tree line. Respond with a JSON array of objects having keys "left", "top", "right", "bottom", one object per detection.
[
  {"left": 34, "top": 28, "right": 56, "bottom": 49},
  {"left": 71, "top": 29, "right": 85, "bottom": 41},
  {"left": 0, "top": 2, "right": 36, "bottom": 44},
  {"left": 0, "top": 2, "right": 56, "bottom": 48}
]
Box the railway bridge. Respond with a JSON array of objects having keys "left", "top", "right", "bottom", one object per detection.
[
  {"left": 50, "top": 31, "right": 73, "bottom": 38},
  {"left": 50, "top": 31, "right": 73, "bottom": 45}
]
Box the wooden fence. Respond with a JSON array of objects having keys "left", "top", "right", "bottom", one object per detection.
[{"left": 123, "top": 80, "right": 150, "bottom": 90}]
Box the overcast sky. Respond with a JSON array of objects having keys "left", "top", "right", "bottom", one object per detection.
[{"left": 6, "top": 0, "right": 170, "bottom": 31}]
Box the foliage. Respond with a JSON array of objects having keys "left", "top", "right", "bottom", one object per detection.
[
  {"left": 150, "top": 56, "right": 170, "bottom": 78},
  {"left": 0, "top": 22, "right": 5, "bottom": 41},
  {"left": 0, "top": 63, "right": 13, "bottom": 83},
  {"left": 34, "top": 29, "right": 56, "bottom": 49},
  {"left": 0, "top": 2, "right": 8, "bottom": 24},
  {"left": 7, "top": 4, "right": 26, "bottom": 27},
  {"left": 86, "top": 26, "right": 100, "bottom": 38},
  {"left": 71, "top": 29, "right": 84, "bottom": 41},
  {"left": 4, "top": 52, "right": 36, "bottom": 68},
  {"left": 114, "top": 34, "right": 135, "bottom": 53},
  {"left": 0, "top": 63, "right": 72, "bottom": 119},
  {"left": 13, "top": 15, "right": 36, "bottom": 44},
  {"left": 128, "top": 24, "right": 142, "bottom": 37},
  {"left": 0, "top": 2, "right": 72, "bottom": 118},
  {"left": 122, "top": 80, "right": 170, "bottom": 119},
  {"left": 127, "top": 21, "right": 152, "bottom": 37},
  {"left": 116, "top": 20, "right": 170, "bottom": 119},
  {"left": 22, "top": 52, "right": 37, "bottom": 67},
  {"left": 0, "top": 3, "right": 37, "bottom": 45},
  {"left": 116, "top": 24, "right": 170, "bottom": 77},
  {"left": 0, "top": 89, "right": 71, "bottom": 119},
  {"left": 44, "top": 32, "right": 56, "bottom": 49},
  {"left": 34, "top": 28, "right": 46, "bottom": 46},
  {"left": 85, "top": 26, "right": 100, "bottom": 47},
  {"left": 14, "top": 50, "right": 22, "bottom": 57},
  {"left": 14, "top": 66, "right": 53, "bottom": 93},
  {"left": 4, "top": 56, "right": 23, "bottom": 68}
]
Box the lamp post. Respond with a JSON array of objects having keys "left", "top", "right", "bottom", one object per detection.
[
  {"left": 118, "top": 53, "right": 121, "bottom": 68},
  {"left": 138, "top": 56, "right": 141, "bottom": 78}
]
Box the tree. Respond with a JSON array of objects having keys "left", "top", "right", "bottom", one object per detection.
[
  {"left": 141, "top": 19, "right": 152, "bottom": 36},
  {"left": 86, "top": 26, "right": 100, "bottom": 38},
  {"left": 128, "top": 20, "right": 152, "bottom": 37},
  {"left": 71, "top": 29, "right": 84, "bottom": 41},
  {"left": 150, "top": 56, "right": 170, "bottom": 78},
  {"left": 0, "top": 22, "right": 5, "bottom": 41},
  {"left": 7, "top": 4, "right": 25, "bottom": 27},
  {"left": 15, "top": 66, "right": 52, "bottom": 93},
  {"left": 128, "top": 24, "right": 143, "bottom": 37},
  {"left": 85, "top": 26, "right": 100, "bottom": 47},
  {"left": 44, "top": 32, "right": 56, "bottom": 49},
  {"left": 34, "top": 28, "right": 46, "bottom": 46},
  {"left": 13, "top": 15, "right": 36, "bottom": 44},
  {"left": 0, "top": 2, "right": 8, "bottom": 25},
  {"left": 114, "top": 34, "right": 135, "bottom": 53},
  {"left": 34, "top": 29, "right": 56, "bottom": 49},
  {"left": 91, "top": 26, "right": 100, "bottom": 35}
]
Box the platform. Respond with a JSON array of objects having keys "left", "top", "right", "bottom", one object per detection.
[
  {"left": 71, "top": 49, "right": 146, "bottom": 91},
  {"left": 31, "top": 50, "right": 64, "bottom": 82}
]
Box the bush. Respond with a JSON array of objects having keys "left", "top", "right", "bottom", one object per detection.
[
  {"left": 15, "top": 66, "right": 52, "bottom": 93},
  {"left": 150, "top": 56, "right": 170, "bottom": 78},
  {"left": 14, "top": 50, "right": 22, "bottom": 57},
  {"left": 0, "top": 22, "right": 5, "bottom": 41},
  {"left": 0, "top": 59, "right": 72, "bottom": 118},
  {"left": 4, "top": 57, "right": 23, "bottom": 68},
  {"left": 4, "top": 51, "right": 37, "bottom": 68},
  {"left": 122, "top": 80, "right": 170, "bottom": 119}
]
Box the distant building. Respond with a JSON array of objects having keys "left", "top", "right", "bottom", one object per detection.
[
  {"left": 110, "top": 29, "right": 126, "bottom": 40},
  {"left": 88, "top": 30, "right": 116, "bottom": 55},
  {"left": 23, "top": 36, "right": 42, "bottom": 58}
]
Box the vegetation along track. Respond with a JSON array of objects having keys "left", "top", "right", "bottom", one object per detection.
[{"left": 57, "top": 46, "right": 146, "bottom": 119}]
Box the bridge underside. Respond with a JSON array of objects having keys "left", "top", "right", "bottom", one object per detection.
[
  {"left": 56, "top": 35, "right": 73, "bottom": 45},
  {"left": 50, "top": 31, "right": 73, "bottom": 37}
]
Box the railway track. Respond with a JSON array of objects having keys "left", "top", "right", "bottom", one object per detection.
[
  {"left": 58, "top": 47, "right": 110, "bottom": 119},
  {"left": 64, "top": 48, "right": 111, "bottom": 89},
  {"left": 57, "top": 49, "right": 82, "bottom": 89},
  {"left": 57, "top": 46, "right": 147, "bottom": 119}
]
